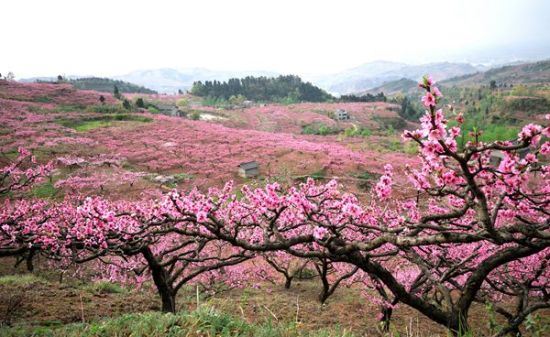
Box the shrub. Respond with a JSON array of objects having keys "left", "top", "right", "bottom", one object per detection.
[
  {"left": 86, "top": 281, "right": 126, "bottom": 295},
  {"left": 86, "top": 104, "right": 126, "bottom": 114},
  {"left": 122, "top": 99, "right": 132, "bottom": 110},
  {"left": 302, "top": 123, "right": 338, "bottom": 135},
  {"left": 135, "top": 98, "right": 145, "bottom": 108},
  {"left": 190, "top": 111, "right": 201, "bottom": 120}
]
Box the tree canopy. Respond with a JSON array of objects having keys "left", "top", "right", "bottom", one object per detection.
[{"left": 191, "top": 75, "right": 333, "bottom": 103}]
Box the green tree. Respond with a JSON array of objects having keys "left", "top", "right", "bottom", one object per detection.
[
  {"left": 113, "top": 85, "right": 122, "bottom": 99},
  {"left": 122, "top": 99, "right": 132, "bottom": 110},
  {"left": 135, "top": 98, "right": 145, "bottom": 108}
]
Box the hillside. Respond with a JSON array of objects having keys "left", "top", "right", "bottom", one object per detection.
[
  {"left": 69, "top": 77, "right": 157, "bottom": 94},
  {"left": 362, "top": 78, "right": 418, "bottom": 97},
  {"left": 310, "top": 61, "right": 479, "bottom": 95},
  {"left": 441, "top": 59, "right": 550, "bottom": 87}
]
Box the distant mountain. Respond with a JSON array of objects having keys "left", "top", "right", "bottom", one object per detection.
[
  {"left": 309, "top": 61, "right": 481, "bottom": 95},
  {"left": 441, "top": 59, "right": 550, "bottom": 87},
  {"left": 114, "top": 68, "right": 279, "bottom": 93},
  {"left": 362, "top": 78, "right": 419, "bottom": 97}
]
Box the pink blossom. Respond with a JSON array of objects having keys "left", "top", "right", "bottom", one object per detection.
[{"left": 421, "top": 92, "right": 436, "bottom": 108}]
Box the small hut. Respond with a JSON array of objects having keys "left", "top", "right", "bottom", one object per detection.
[
  {"left": 238, "top": 161, "right": 259, "bottom": 178},
  {"left": 335, "top": 109, "right": 350, "bottom": 120}
]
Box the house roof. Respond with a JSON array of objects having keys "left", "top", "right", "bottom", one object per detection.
[{"left": 238, "top": 161, "right": 259, "bottom": 170}]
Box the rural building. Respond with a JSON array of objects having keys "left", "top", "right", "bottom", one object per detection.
[
  {"left": 238, "top": 161, "right": 259, "bottom": 178},
  {"left": 335, "top": 109, "right": 350, "bottom": 120}
]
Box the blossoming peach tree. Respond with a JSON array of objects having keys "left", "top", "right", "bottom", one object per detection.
[
  {"left": 147, "top": 77, "right": 549, "bottom": 335},
  {"left": 0, "top": 147, "right": 53, "bottom": 270},
  {"left": 1, "top": 77, "right": 548, "bottom": 335}
]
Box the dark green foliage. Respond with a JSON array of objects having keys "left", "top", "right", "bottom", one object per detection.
[
  {"left": 33, "top": 96, "right": 52, "bottom": 103},
  {"left": 191, "top": 75, "right": 333, "bottom": 103},
  {"left": 122, "top": 99, "right": 132, "bottom": 110},
  {"left": 190, "top": 111, "right": 201, "bottom": 120},
  {"left": 301, "top": 123, "right": 339, "bottom": 135},
  {"left": 398, "top": 96, "right": 420, "bottom": 121},
  {"left": 135, "top": 98, "right": 145, "bottom": 108},
  {"left": 86, "top": 104, "right": 127, "bottom": 114},
  {"left": 372, "top": 115, "right": 407, "bottom": 130},
  {"left": 113, "top": 85, "right": 121, "bottom": 99},
  {"left": 70, "top": 77, "right": 156, "bottom": 94},
  {"left": 339, "top": 93, "right": 386, "bottom": 102},
  {"left": 343, "top": 126, "right": 372, "bottom": 137},
  {"left": 503, "top": 96, "right": 550, "bottom": 114}
]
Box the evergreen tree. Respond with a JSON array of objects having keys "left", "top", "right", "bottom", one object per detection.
[
  {"left": 113, "top": 85, "right": 122, "bottom": 99},
  {"left": 135, "top": 98, "right": 145, "bottom": 108},
  {"left": 122, "top": 99, "right": 132, "bottom": 110}
]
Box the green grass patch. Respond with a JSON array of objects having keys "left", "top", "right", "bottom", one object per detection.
[
  {"left": 54, "top": 105, "right": 88, "bottom": 113},
  {"left": 57, "top": 114, "right": 152, "bottom": 132},
  {"left": 33, "top": 96, "right": 53, "bottom": 103},
  {"left": 0, "top": 274, "right": 46, "bottom": 286},
  {"left": 302, "top": 123, "right": 339, "bottom": 136},
  {"left": 85, "top": 281, "right": 127, "bottom": 295},
  {"left": 86, "top": 105, "right": 127, "bottom": 114},
  {"left": 0, "top": 306, "right": 354, "bottom": 337},
  {"left": 30, "top": 181, "right": 58, "bottom": 199},
  {"left": 73, "top": 120, "right": 112, "bottom": 132}
]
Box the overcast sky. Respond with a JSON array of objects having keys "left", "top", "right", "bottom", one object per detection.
[{"left": 2, "top": 0, "right": 550, "bottom": 78}]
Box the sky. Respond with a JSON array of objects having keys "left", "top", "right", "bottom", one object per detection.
[{"left": 2, "top": 0, "right": 550, "bottom": 78}]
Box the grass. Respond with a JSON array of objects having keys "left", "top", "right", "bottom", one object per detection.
[
  {"left": 72, "top": 120, "right": 112, "bottom": 132},
  {"left": 0, "top": 274, "right": 46, "bottom": 286},
  {"left": 33, "top": 96, "right": 53, "bottom": 103},
  {"left": 30, "top": 181, "right": 58, "bottom": 199},
  {"left": 0, "top": 306, "right": 355, "bottom": 337},
  {"left": 85, "top": 281, "right": 127, "bottom": 295},
  {"left": 85, "top": 105, "right": 127, "bottom": 114},
  {"left": 57, "top": 114, "right": 152, "bottom": 132}
]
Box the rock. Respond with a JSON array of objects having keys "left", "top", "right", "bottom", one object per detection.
[{"left": 153, "top": 175, "right": 175, "bottom": 184}]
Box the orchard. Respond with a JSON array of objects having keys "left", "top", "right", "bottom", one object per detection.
[{"left": 1, "top": 77, "right": 548, "bottom": 336}]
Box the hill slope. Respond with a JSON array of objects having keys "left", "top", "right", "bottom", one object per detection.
[
  {"left": 363, "top": 78, "right": 418, "bottom": 97},
  {"left": 441, "top": 59, "right": 550, "bottom": 87},
  {"left": 69, "top": 77, "right": 157, "bottom": 94},
  {"left": 311, "top": 62, "right": 479, "bottom": 95}
]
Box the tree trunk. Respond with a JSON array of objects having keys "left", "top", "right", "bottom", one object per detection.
[
  {"left": 26, "top": 248, "right": 35, "bottom": 272},
  {"left": 448, "top": 310, "right": 470, "bottom": 337},
  {"left": 318, "top": 289, "right": 329, "bottom": 304},
  {"left": 141, "top": 247, "right": 176, "bottom": 313},
  {"left": 316, "top": 259, "right": 330, "bottom": 304},
  {"left": 379, "top": 306, "right": 393, "bottom": 332},
  {"left": 160, "top": 291, "right": 176, "bottom": 313},
  {"left": 284, "top": 275, "right": 293, "bottom": 289}
]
